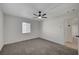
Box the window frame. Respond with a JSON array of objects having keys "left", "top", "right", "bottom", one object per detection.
[{"left": 22, "top": 22, "right": 31, "bottom": 34}]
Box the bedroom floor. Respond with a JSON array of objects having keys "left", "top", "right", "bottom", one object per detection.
[{"left": 0, "top": 38, "right": 78, "bottom": 55}]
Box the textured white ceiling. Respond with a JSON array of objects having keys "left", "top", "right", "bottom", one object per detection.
[{"left": 0, "top": 3, "right": 79, "bottom": 19}]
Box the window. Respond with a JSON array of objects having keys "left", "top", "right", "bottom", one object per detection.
[{"left": 22, "top": 22, "right": 31, "bottom": 33}]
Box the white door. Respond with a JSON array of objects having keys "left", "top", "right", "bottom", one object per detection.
[
  {"left": 65, "top": 18, "right": 78, "bottom": 49},
  {"left": 0, "top": 8, "right": 4, "bottom": 51},
  {"left": 71, "top": 24, "right": 78, "bottom": 49}
]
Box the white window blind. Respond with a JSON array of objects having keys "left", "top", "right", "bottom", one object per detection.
[{"left": 22, "top": 22, "right": 31, "bottom": 33}]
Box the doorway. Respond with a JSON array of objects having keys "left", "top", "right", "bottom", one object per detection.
[{"left": 64, "top": 17, "right": 78, "bottom": 50}]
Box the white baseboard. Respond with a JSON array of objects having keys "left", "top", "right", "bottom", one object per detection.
[
  {"left": 40, "top": 36, "right": 64, "bottom": 45},
  {"left": 4, "top": 37, "right": 40, "bottom": 45}
]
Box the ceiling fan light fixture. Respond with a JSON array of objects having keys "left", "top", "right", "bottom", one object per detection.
[
  {"left": 38, "top": 16, "right": 42, "bottom": 19},
  {"left": 33, "top": 11, "right": 47, "bottom": 19}
]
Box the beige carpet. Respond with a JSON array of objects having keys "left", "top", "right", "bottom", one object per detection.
[{"left": 0, "top": 38, "right": 78, "bottom": 55}]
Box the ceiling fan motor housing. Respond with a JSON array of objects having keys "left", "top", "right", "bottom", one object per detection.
[{"left": 33, "top": 11, "right": 47, "bottom": 18}]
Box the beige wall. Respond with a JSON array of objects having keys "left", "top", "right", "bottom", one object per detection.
[
  {"left": 41, "top": 17, "right": 65, "bottom": 45},
  {"left": 4, "top": 15, "right": 41, "bottom": 44}
]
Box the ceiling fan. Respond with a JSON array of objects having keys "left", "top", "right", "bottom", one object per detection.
[{"left": 33, "top": 11, "right": 47, "bottom": 19}]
